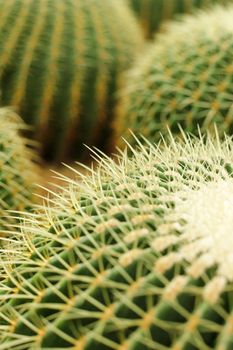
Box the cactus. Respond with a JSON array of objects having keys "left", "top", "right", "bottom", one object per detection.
[
  {"left": 128, "top": 0, "right": 231, "bottom": 38},
  {"left": 116, "top": 4, "right": 233, "bottom": 146},
  {"left": 1, "top": 131, "right": 233, "bottom": 349},
  {"left": 0, "top": 0, "right": 143, "bottom": 162},
  {"left": 0, "top": 108, "right": 38, "bottom": 231}
]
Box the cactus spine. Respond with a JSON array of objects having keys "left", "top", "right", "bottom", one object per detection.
[
  {"left": 117, "top": 5, "right": 233, "bottom": 146},
  {"left": 1, "top": 132, "right": 233, "bottom": 349},
  {"left": 0, "top": 0, "right": 143, "bottom": 161},
  {"left": 0, "top": 108, "right": 38, "bottom": 230}
]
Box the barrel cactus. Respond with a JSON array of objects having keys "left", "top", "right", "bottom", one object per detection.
[
  {"left": 0, "top": 0, "right": 143, "bottom": 161},
  {"left": 0, "top": 108, "right": 38, "bottom": 231},
  {"left": 1, "top": 131, "right": 233, "bottom": 349},
  {"left": 116, "top": 4, "right": 233, "bottom": 146},
  {"left": 128, "top": 0, "right": 231, "bottom": 38}
]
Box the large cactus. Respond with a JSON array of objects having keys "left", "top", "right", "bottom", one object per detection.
[
  {"left": 0, "top": 108, "right": 38, "bottom": 230},
  {"left": 1, "top": 131, "right": 233, "bottom": 349},
  {"left": 116, "top": 4, "right": 233, "bottom": 146},
  {"left": 0, "top": 0, "right": 143, "bottom": 161},
  {"left": 128, "top": 0, "right": 231, "bottom": 38}
]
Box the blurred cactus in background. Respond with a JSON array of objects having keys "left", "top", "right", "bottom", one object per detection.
[
  {"left": 128, "top": 0, "right": 231, "bottom": 38},
  {"left": 117, "top": 4, "right": 233, "bottom": 146},
  {"left": 0, "top": 0, "right": 143, "bottom": 162},
  {"left": 0, "top": 108, "right": 38, "bottom": 231}
]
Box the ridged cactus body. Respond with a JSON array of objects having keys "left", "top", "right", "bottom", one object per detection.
[
  {"left": 0, "top": 0, "right": 142, "bottom": 161},
  {"left": 128, "top": 0, "right": 231, "bottom": 38},
  {"left": 1, "top": 132, "right": 233, "bottom": 348},
  {"left": 117, "top": 5, "right": 233, "bottom": 145},
  {"left": 0, "top": 108, "right": 38, "bottom": 230}
]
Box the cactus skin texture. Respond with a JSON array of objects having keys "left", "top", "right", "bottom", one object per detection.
[
  {"left": 2, "top": 132, "right": 233, "bottom": 349},
  {"left": 0, "top": 108, "right": 38, "bottom": 230},
  {"left": 117, "top": 5, "right": 233, "bottom": 146},
  {"left": 0, "top": 0, "right": 142, "bottom": 161},
  {"left": 128, "top": 0, "right": 231, "bottom": 38}
]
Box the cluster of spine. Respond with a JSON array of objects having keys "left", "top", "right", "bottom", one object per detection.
[
  {"left": 1, "top": 132, "right": 233, "bottom": 349},
  {"left": 116, "top": 5, "right": 233, "bottom": 146},
  {"left": 0, "top": 108, "right": 38, "bottom": 231},
  {"left": 0, "top": 0, "right": 142, "bottom": 161},
  {"left": 128, "top": 0, "right": 231, "bottom": 38}
]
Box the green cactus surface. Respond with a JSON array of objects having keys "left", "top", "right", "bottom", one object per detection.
[
  {"left": 0, "top": 0, "right": 142, "bottom": 161},
  {"left": 116, "top": 5, "right": 233, "bottom": 146},
  {"left": 128, "top": 0, "right": 231, "bottom": 38},
  {"left": 0, "top": 108, "right": 38, "bottom": 231},
  {"left": 1, "top": 131, "right": 233, "bottom": 349}
]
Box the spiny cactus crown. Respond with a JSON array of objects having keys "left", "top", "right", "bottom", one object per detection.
[
  {"left": 0, "top": 108, "right": 38, "bottom": 231},
  {"left": 1, "top": 132, "right": 233, "bottom": 349},
  {"left": 116, "top": 4, "right": 233, "bottom": 146}
]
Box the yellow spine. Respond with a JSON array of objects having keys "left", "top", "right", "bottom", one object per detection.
[
  {"left": 88, "top": 2, "right": 109, "bottom": 138},
  {"left": 68, "top": 5, "right": 86, "bottom": 122},
  {"left": 183, "top": 0, "right": 195, "bottom": 13},
  {"left": 0, "top": 0, "right": 14, "bottom": 30},
  {"left": 140, "top": 0, "right": 152, "bottom": 38},
  {"left": 61, "top": 4, "right": 86, "bottom": 151},
  {"left": 9, "top": 1, "right": 47, "bottom": 107},
  {"left": 162, "top": 0, "right": 174, "bottom": 20},
  {"left": 37, "top": 0, "right": 65, "bottom": 131},
  {"left": 0, "top": 0, "right": 32, "bottom": 78}
]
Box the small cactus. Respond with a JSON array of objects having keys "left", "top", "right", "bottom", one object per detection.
[
  {"left": 128, "top": 0, "right": 231, "bottom": 38},
  {"left": 1, "top": 131, "right": 233, "bottom": 349},
  {"left": 0, "top": 0, "right": 143, "bottom": 161},
  {"left": 116, "top": 4, "right": 233, "bottom": 145},
  {"left": 0, "top": 108, "right": 38, "bottom": 231}
]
